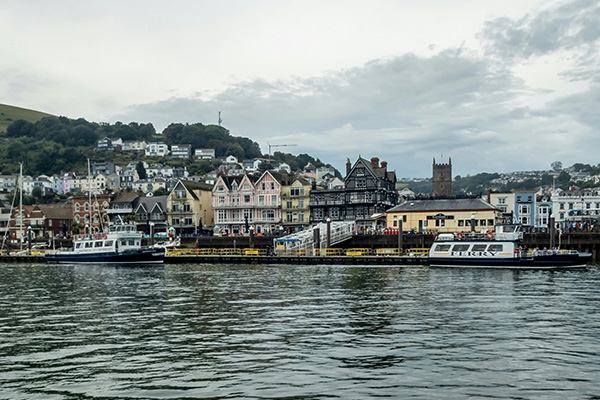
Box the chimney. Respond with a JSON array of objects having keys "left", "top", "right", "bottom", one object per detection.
[
  {"left": 371, "top": 157, "right": 379, "bottom": 169},
  {"left": 346, "top": 158, "right": 351, "bottom": 176},
  {"left": 381, "top": 161, "right": 387, "bottom": 170},
  {"left": 487, "top": 188, "right": 491, "bottom": 203}
]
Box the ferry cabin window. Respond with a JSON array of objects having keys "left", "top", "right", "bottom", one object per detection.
[
  {"left": 488, "top": 244, "right": 503, "bottom": 252},
  {"left": 104, "top": 240, "right": 114, "bottom": 247},
  {"left": 452, "top": 244, "right": 470, "bottom": 252},
  {"left": 472, "top": 244, "right": 487, "bottom": 251},
  {"left": 85, "top": 242, "right": 93, "bottom": 248},
  {"left": 434, "top": 244, "right": 451, "bottom": 251},
  {"left": 75, "top": 242, "right": 83, "bottom": 249},
  {"left": 94, "top": 242, "right": 103, "bottom": 248}
]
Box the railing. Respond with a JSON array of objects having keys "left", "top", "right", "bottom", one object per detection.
[{"left": 273, "top": 220, "right": 356, "bottom": 255}]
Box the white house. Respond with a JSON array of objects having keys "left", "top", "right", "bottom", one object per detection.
[{"left": 145, "top": 142, "right": 169, "bottom": 157}]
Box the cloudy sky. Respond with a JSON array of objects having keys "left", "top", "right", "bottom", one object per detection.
[{"left": 2, "top": 0, "right": 599, "bottom": 178}]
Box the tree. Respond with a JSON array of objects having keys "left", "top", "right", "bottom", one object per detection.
[
  {"left": 551, "top": 161, "right": 563, "bottom": 172},
  {"left": 136, "top": 161, "right": 147, "bottom": 180},
  {"left": 153, "top": 187, "right": 168, "bottom": 196}
]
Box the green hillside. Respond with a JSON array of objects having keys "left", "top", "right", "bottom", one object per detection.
[{"left": 0, "top": 104, "right": 54, "bottom": 133}]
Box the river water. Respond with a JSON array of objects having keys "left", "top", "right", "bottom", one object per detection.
[{"left": 1, "top": 262, "right": 599, "bottom": 399}]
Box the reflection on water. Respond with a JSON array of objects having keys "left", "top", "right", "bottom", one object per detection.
[{"left": 1, "top": 263, "right": 599, "bottom": 399}]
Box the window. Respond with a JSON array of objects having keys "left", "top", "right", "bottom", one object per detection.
[
  {"left": 262, "top": 210, "right": 275, "bottom": 220},
  {"left": 299, "top": 212, "right": 304, "bottom": 222},
  {"left": 458, "top": 220, "right": 464, "bottom": 227},
  {"left": 244, "top": 195, "right": 251, "bottom": 203},
  {"left": 452, "top": 244, "right": 470, "bottom": 252},
  {"left": 172, "top": 204, "right": 180, "bottom": 212},
  {"left": 183, "top": 203, "right": 191, "bottom": 212},
  {"left": 286, "top": 212, "right": 293, "bottom": 222},
  {"left": 271, "top": 182, "right": 275, "bottom": 190},
  {"left": 258, "top": 195, "right": 265, "bottom": 206},
  {"left": 356, "top": 178, "right": 366, "bottom": 188},
  {"left": 271, "top": 195, "right": 277, "bottom": 205},
  {"left": 286, "top": 201, "right": 293, "bottom": 209},
  {"left": 488, "top": 244, "right": 503, "bottom": 252},
  {"left": 298, "top": 199, "right": 304, "bottom": 208},
  {"left": 434, "top": 244, "right": 451, "bottom": 251},
  {"left": 472, "top": 244, "right": 487, "bottom": 251},
  {"left": 75, "top": 203, "right": 80, "bottom": 212}
]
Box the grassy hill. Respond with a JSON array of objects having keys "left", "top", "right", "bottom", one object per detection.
[{"left": 0, "top": 104, "right": 54, "bottom": 133}]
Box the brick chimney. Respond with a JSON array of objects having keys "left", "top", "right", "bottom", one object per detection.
[
  {"left": 346, "top": 158, "right": 351, "bottom": 176},
  {"left": 381, "top": 161, "right": 387, "bottom": 170},
  {"left": 371, "top": 157, "right": 379, "bottom": 169}
]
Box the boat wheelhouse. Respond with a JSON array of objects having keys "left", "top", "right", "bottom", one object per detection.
[{"left": 428, "top": 224, "right": 591, "bottom": 269}]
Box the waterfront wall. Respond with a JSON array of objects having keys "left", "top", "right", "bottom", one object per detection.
[{"left": 185, "top": 232, "right": 600, "bottom": 262}]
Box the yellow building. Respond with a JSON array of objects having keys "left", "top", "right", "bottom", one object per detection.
[
  {"left": 281, "top": 177, "right": 311, "bottom": 233},
  {"left": 167, "top": 180, "right": 214, "bottom": 235},
  {"left": 386, "top": 199, "right": 502, "bottom": 233}
]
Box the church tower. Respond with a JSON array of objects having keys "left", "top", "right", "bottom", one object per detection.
[{"left": 431, "top": 157, "right": 452, "bottom": 198}]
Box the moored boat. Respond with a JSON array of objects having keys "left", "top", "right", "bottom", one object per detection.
[
  {"left": 428, "top": 224, "right": 591, "bottom": 269},
  {"left": 45, "top": 223, "right": 165, "bottom": 264}
]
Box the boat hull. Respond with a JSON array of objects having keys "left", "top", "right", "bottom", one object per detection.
[
  {"left": 429, "top": 253, "right": 592, "bottom": 269},
  {"left": 45, "top": 248, "right": 165, "bottom": 265}
]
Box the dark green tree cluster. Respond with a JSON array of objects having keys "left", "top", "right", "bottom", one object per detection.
[
  {"left": 162, "top": 123, "right": 262, "bottom": 160},
  {"left": 1, "top": 117, "right": 156, "bottom": 176}
]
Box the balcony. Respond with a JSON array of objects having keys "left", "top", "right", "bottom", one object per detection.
[{"left": 107, "top": 207, "right": 133, "bottom": 214}]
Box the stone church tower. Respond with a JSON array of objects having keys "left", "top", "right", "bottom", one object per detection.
[{"left": 431, "top": 157, "right": 452, "bottom": 198}]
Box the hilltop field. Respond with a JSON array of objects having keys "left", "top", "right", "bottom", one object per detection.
[{"left": 0, "top": 104, "right": 54, "bottom": 133}]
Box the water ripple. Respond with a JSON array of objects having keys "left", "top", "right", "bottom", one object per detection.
[{"left": 1, "top": 263, "right": 600, "bottom": 399}]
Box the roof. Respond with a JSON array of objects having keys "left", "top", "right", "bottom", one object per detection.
[
  {"left": 38, "top": 204, "right": 73, "bottom": 219},
  {"left": 387, "top": 198, "right": 498, "bottom": 213},
  {"left": 112, "top": 191, "right": 142, "bottom": 204}
]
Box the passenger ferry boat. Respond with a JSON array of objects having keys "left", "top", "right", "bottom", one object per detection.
[
  {"left": 428, "top": 224, "right": 592, "bottom": 269},
  {"left": 45, "top": 223, "right": 165, "bottom": 264}
]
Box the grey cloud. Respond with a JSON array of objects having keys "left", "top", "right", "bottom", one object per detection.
[
  {"left": 480, "top": 0, "right": 600, "bottom": 69},
  {"left": 114, "top": 48, "right": 588, "bottom": 177}
]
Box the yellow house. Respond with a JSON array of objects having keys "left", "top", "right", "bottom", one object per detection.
[
  {"left": 281, "top": 177, "right": 311, "bottom": 233},
  {"left": 167, "top": 180, "right": 214, "bottom": 235},
  {"left": 386, "top": 199, "right": 502, "bottom": 233}
]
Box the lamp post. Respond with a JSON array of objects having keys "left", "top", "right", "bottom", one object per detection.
[
  {"left": 471, "top": 214, "right": 476, "bottom": 233},
  {"left": 149, "top": 221, "right": 155, "bottom": 247},
  {"left": 27, "top": 225, "right": 32, "bottom": 255},
  {"left": 326, "top": 217, "right": 331, "bottom": 248},
  {"left": 249, "top": 226, "right": 254, "bottom": 249}
]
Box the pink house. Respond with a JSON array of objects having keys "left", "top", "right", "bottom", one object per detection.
[{"left": 212, "top": 171, "right": 282, "bottom": 235}]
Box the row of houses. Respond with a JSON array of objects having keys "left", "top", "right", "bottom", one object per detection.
[
  {"left": 3, "top": 155, "right": 600, "bottom": 242},
  {"left": 97, "top": 137, "right": 217, "bottom": 160}
]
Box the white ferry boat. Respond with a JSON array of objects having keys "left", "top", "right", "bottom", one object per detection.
[
  {"left": 45, "top": 223, "right": 165, "bottom": 264},
  {"left": 428, "top": 224, "right": 592, "bottom": 269}
]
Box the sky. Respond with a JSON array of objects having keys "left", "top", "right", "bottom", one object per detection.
[{"left": 1, "top": 0, "right": 599, "bottom": 178}]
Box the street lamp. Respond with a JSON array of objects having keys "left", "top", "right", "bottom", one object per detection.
[
  {"left": 149, "top": 221, "right": 155, "bottom": 247},
  {"left": 471, "top": 214, "right": 476, "bottom": 233},
  {"left": 326, "top": 217, "right": 331, "bottom": 248},
  {"left": 27, "top": 225, "right": 32, "bottom": 255}
]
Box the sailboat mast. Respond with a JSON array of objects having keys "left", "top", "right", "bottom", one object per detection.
[
  {"left": 19, "top": 162, "right": 23, "bottom": 250},
  {"left": 88, "top": 159, "right": 92, "bottom": 237}
]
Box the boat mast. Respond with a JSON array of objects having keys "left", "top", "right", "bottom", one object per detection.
[
  {"left": 19, "top": 162, "right": 23, "bottom": 251},
  {"left": 88, "top": 159, "right": 92, "bottom": 237}
]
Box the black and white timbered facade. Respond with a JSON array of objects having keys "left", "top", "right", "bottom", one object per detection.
[{"left": 309, "top": 157, "right": 398, "bottom": 228}]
